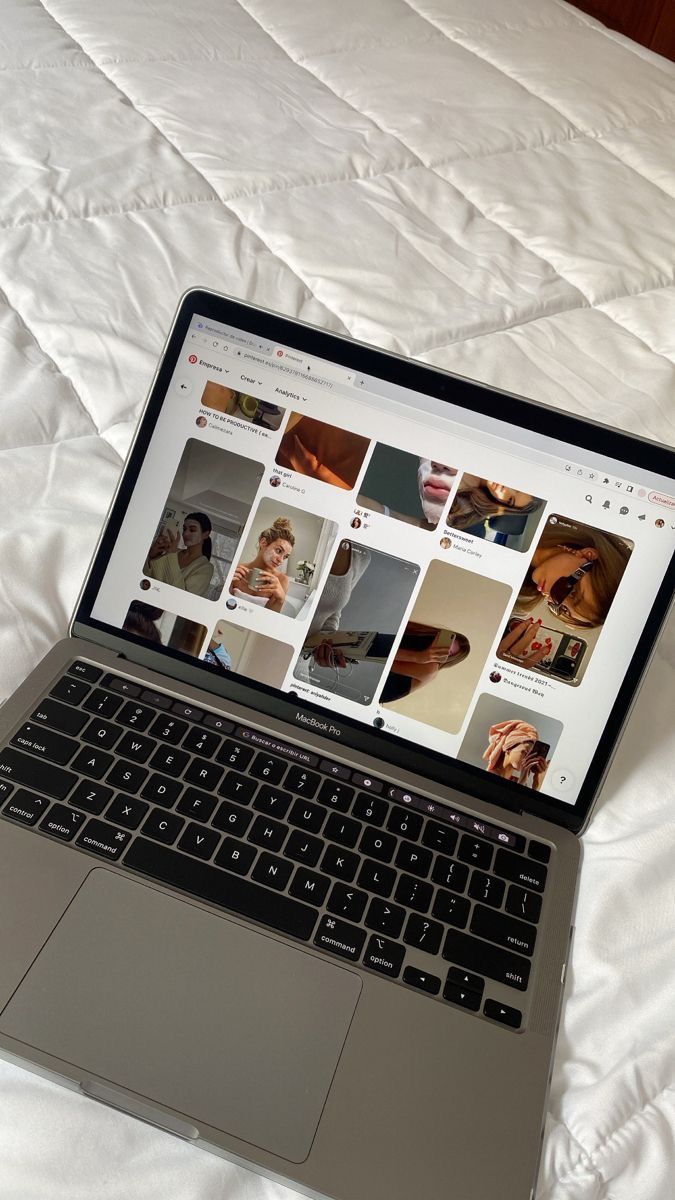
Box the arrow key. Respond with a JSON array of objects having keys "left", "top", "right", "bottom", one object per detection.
[
  {"left": 483, "top": 999, "right": 522, "bottom": 1029},
  {"left": 402, "top": 966, "right": 441, "bottom": 995},
  {"left": 446, "top": 967, "right": 484, "bottom": 996},
  {"left": 442, "top": 982, "right": 481, "bottom": 1011}
]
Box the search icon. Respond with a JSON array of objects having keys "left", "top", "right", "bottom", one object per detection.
[{"left": 585, "top": 494, "right": 593, "bottom": 504}]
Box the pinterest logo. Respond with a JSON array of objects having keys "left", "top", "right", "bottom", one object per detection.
[{"left": 188, "top": 354, "right": 197, "bottom": 364}]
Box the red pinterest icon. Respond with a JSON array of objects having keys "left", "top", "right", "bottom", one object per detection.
[{"left": 188, "top": 354, "right": 198, "bottom": 364}]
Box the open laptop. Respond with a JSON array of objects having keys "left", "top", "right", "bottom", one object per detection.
[{"left": 1, "top": 288, "right": 674, "bottom": 1200}]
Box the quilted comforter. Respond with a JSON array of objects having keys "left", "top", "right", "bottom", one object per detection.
[{"left": 1, "top": 1, "right": 674, "bottom": 1197}]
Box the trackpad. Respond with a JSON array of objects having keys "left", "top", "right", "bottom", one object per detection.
[{"left": 0, "top": 869, "right": 361, "bottom": 1162}]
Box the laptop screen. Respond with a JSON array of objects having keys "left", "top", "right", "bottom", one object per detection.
[{"left": 86, "top": 300, "right": 675, "bottom": 815}]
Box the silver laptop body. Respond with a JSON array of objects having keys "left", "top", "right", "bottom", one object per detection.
[{"left": 1, "top": 290, "right": 672, "bottom": 1200}]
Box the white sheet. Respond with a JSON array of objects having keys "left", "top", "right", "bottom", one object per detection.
[{"left": 0, "top": 1, "right": 674, "bottom": 1197}]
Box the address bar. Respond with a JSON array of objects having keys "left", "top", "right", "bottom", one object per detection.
[{"left": 239, "top": 350, "right": 336, "bottom": 391}]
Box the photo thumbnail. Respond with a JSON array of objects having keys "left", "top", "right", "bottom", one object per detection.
[
  {"left": 497, "top": 515, "right": 633, "bottom": 685},
  {"left": 142, "top": 439, "right": 264, "bottom": 601},
  {"left": 276, "top": 413, "right": 370, "bottom": 491},
  {"left": 122, "top": 601, "right": 207, "bottom": 655},
  {"left": 203, "top": 619, "right": 294, "bottom": 690},
  {"left": 229, "top": 498, "right": 337, "bottom": 618},
  {"left": 379, "top": 559, "right": 511, "bottom": 734},
  {"left": 458, "top": 694, "right": 563, "bottom": 792},
  {"left": 446, "top": 474, "right": 545, "bottom": 552},
  {"left": 200, "top": 381, "right": 285, "bottom": 431},
  {"left": 293, "top": 540, "right": 420, "bottom": 704},
  {"left": 357, "top": 445, "right": 457, "bottom": 529}
]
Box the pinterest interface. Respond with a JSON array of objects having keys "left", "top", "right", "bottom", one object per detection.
[{"left": 91, "top": 315, "right": 675, "bottom": 806}]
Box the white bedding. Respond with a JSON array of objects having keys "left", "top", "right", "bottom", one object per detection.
[{"left": 1, "top": 1, "right": 674, "bottom": 1196}]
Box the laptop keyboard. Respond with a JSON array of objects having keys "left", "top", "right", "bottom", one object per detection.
[{"left": 0, "top": 661, "right": 552, "bottom": 1032}]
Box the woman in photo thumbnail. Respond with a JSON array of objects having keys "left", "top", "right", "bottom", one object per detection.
[
  {"left": 515, "top": 523, "right": 631, "bottom": 628},
  {"left": 230, "top": 516, "right": 294, "bottom": 612},
  {"left": 144, "top": 512, "right": 214, "bottom": 597},
  {"left": 482, "top": 720, "right": 550, "bottom": 790},
  {"left": 447, "top": 475, "right": 543, "bottom": 547},
  {"left": 497, "top": 519, "right": 632, "bottom": 685},
  {"left": 357, "top": 445, "right": 457, "bottom": 530},
  {"left": 458, "top": 695, "right": 563, "bottom": 793}
]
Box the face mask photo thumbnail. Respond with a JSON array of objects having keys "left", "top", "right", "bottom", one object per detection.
[
  {"left": 142, "top": 439, "right": 264, "bottom": 602},
  {"left": 378, "top": 559, "right": 512, "bottom": 735},
  {"left": 200, "top": 381, "right": 285, "bottom": 431},
  {"left": 445, "top": 473, "right": 545, "bottom": 552},
  {"left": 458, "top": 694, "right": 563, "bottom": 793},
  {"left": 203, "top": 619, "right": 294, "bottom": 690},
  {"left": 497, "top": 515, "right": 633, "bottom": 685},
  {"left": 357, "top": 444, "right": 457, "bottom": 529},
  {"left": 276, "top": 413, "right": 370, "bottom": 491},
  {"left": 229, "top": 498, "right": 337, "bottom": 618},
  {"left": 122, "top": 601, "right": 207, "bottom": 656},
  {"left": 293, "top": 540, "right": 419, "bottom": 704}
]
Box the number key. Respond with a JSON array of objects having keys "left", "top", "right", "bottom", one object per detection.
[
  {"left": 317, "top": 779, "right": 354, "bottom": 812},
  {"left": 117, "top": 702, "right": 154, "bottom": 731},
  {"left": 285, "top": 765, "right": 320, "bottom": 797},
  {"left": 386, "top": 806, "right": 423, "bottom": 841},
  {"left": 352, "top": 792, "right": 387, "bottom": 825},
  {"left": 216, "top": 740, "right": 254, "bottom": 771},
  {"left": 83, "top": 689, "right": 123, "bottom": 719},
  {"left": 250, "top": 753, "right": 286, "bottom": 785},
  {"left": 149, "top": 714, "right": 189, "bottom": 745},
  {"left": 182, "top": 726, "right": 222, "bottom": 758}
]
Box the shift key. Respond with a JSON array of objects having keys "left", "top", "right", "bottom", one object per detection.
[
  {"left": 442, "top": 929, "right": 530, "bottom": 991},
  {"left": 0, "top": 748, "right": 77, "bottom": 801}
]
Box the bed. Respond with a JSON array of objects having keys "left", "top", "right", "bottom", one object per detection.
[{"left": 1, "top": 1, "right": 674, "bottom": 1197}]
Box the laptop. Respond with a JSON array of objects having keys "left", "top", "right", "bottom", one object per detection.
[{"left": 1, "top": 288, "right": 673, "bottom": 1200}]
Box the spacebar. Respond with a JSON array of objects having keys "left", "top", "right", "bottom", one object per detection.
[{"left": 124, "top": 837, "right": 318, "bottom": 941}]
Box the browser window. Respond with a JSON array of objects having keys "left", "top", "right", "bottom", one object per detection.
[{"left": 90, "top": 313, "right": 675, "bottom": 807}]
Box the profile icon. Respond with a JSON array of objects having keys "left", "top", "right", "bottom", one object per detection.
[
  {"left": 655, "top": 518, "right": 665, "bottom": 528},
  {"left": 351, "top": 516, "right": 362, "bottom": 530},
  {"left": 440, "top": 536, "right": 451, "bottom": 550},
  {"left": 140, "top": 579, "right": 151, "bottom": 592},
  {"left": 196, "top": 415, "right": 207, "bottom": 428},
  {"left": 270, "top": 475, "right": 281, "bottom": 488},
  {"left": 489, "top": 671, "right": 502, "bottom": 684},
  {"left": 226, "top": 598, "right": 238, "bottom": 610}
]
